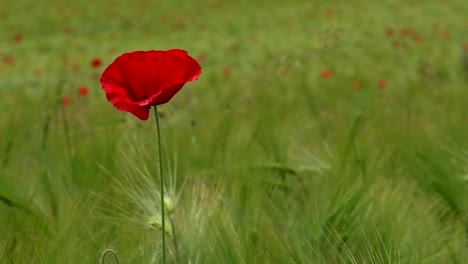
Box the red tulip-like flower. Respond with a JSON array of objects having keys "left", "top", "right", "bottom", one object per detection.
[{"left": 100, "top": 49, "right": 202, "bottom": 120}]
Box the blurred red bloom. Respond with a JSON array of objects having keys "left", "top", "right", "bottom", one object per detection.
[
  {"left": 100, "top": 49, "right": 202, "bottom": 120},
  {"left": 3, "top": 55, "right": 15, "bottom": 65},
  {"left": 62, "top": 97, "right": 72, "bottom": 106},
  {"left": 13, "top": 34, "right": 22, "bottom": 43},
  {"left": 222, "top": 67, "right": 231, "bottom": 76},
  {"left": 412, "top": 33, "right": 423, "bottom": 43},
  {"left": 79, "top": 86, "right": 90, "bottom": 96},
  {"left": 197, "top": 53, "right": 207, "bottom": 62},
  {"left": 399, "top": 27, "right": 413, "bottom": 37},
  {"left": 324, "top": 9, "right": 334, "bottom": 18},
  {"left": 91, "top": 58, "right": 103, "bottom": 68},
  {"left": 321, "top": 69, "right": 333, "bottom": 78},
  {"left": 378, "top": 79, "right": 387, "bottom": 88},
  {"left": 386, "top": 28, "right": 395, "bottom": 36},
  {"left": 442, "top": 31, "right": 450, "bottom": 39},
  {"left": 34, "top": 68, "right": 42, "bottom": 76}
]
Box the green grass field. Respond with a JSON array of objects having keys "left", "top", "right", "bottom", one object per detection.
[{"left": 1, "top": 0, "right": 467, "bottom": 263}]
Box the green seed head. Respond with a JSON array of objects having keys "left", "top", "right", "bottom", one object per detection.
[
  {"left": 148, "top": 215, "right": 173, "bottom": 236},
  {"left": 164, "top": 197, "right": 175, "bottom": 214}
]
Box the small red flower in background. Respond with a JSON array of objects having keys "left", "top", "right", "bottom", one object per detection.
[
  {"left": 91, "top": 58, "right": 103, "bottom": 68},
  {"left": 321, "top": 69, "right": 333, "bottom": 78},
  {"left": 222, "top": 67, "right": 231, "bottom": 76},
  {"left": 3, "top": 55, "right": 15, "bottom": 65},
  {"left": 412, "top": 33, "right": 423, "bottom": 43},
  {"left": 197, "top": 53, "right": 207, "bottom": 62},
  {"left": 62, "top": 97, "right": 72, "bottom": 106},
  {"left": 442, "top": 31, "right": 450, "bottom": 39},
  {"left": 399, "top": 27, "right": 413, "bottom": 37},
  {"left": 79, "top": 86, "right": 90, "bottom": 96},
  {"left": 100, "top": 49, "right": 202, "bottom": 120},
  {"left": 324, "top": 9, "right": 334, "bottom": 18},
  {"left": 34, "top": 68, "right": 42, "bottom": 76},
  {"left": 386, "top": 28, "right": 395, "bottom": 36},
  {"left": 13, "top": 34, "right": 22, "bottom": 43},
  {"left": 378, "top": 79, "right": 387, "bottom": 88}
]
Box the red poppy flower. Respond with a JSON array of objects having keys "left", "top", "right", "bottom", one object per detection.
[
  {"left": 34, "top": 68, "right": 42, "bottom": 76},
  {"left": 197, "top": 53, "right": 207, "bottom": 62},
  {"left": 91, "top": 58, "right": 103, "bottom": 68},
  {"left": 321, "top": 69, "right": 333, "bottom": 78},
  {"left": 3, "top": 55, "right": 15, "bottom": 65},
  {"left": 399, "top": 27, "right": 413, "bottom": 37},
  {"left": 222, "top": 67, "right": 231, "bottom": 76},
  {"left": 324, "top": 9, "right": 333, "bottom": 18},
  {"left": 386, "top": 28, "right": 395, "bottom": 36},
  {"left": 412, "top": 33, "right": 423, "bottom": 43},
  {"left": 13, "top": 34, "right": 22, "bottom": 43},
  {"left": 79, "top": 86, "right": 90, "bottom": 96},
  {"left": 62, "top": 97, "right": 72, "bottom": 106},
  {"left": 378, "top": 79, "right": 387, "bottom": 88},
  {"left": 100, "top": 49, "right": 202, "bottom": 120},
  {"left": 442, "top": 31, "right": 450, "bottom": 39}
]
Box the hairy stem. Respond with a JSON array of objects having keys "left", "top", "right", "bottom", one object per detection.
[{"left": 153, "top": 106, "right": 166, "bottom": 264}]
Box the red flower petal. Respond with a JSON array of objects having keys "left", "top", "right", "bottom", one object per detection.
[{"left": 100, "top": 49, "right": 202, "bottom": 120}]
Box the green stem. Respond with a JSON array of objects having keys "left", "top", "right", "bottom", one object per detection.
[
  {"left": 153, "top": 106, "right": 166, "bottom": 264},
  {"left": 169, "top": 216, "right": 180, "bottom": 263}
]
